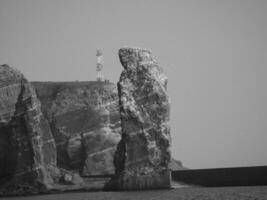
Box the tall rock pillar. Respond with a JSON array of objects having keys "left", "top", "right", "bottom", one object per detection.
[
  {"left": 108, "top": 47, "right": 171, "bottom": 190},
  {"left": 0, "top": 64, "right": 57, "bottom": 191}
]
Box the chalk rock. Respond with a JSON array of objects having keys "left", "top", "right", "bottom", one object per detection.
[{"left": 107, "top": 48, "right": 171, "bottom": 190}]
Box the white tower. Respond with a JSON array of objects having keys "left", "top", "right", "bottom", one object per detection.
[{"left": 96, "top": 49, "right": 104, "bottom": 81}]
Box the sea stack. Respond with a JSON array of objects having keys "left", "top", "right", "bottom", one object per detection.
[
  {"left": 0, "top": 64, "right": 57, "bottom": 192},
  {"left": 107, "top": 47, "right": 171, "bottom": 190}
]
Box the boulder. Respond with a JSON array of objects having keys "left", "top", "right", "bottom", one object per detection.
[{"left": 106, "top": 48, "right": 171, "bottom": 190}]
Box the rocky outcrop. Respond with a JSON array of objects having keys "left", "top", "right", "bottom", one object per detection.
[
  {"left": 0, "top": 65, "right": 119, "bottom": 195},
  {"left": 107, "top": 48, "right": 171, "bottom": 190},
  {"left": 0, "top": 64, "right": 57, "bottom": 192},
  {"left": 0, "top": 60, "right": 180, "bottom": 195},
  {"left": 32, "top": 81, "right": 121, "bottom": 175},
  {"left": 32, "top": 81, "right": 185, "bottom": 176},
  {"left": 169, "top": 159, "right": 187, "bottom": 171}
]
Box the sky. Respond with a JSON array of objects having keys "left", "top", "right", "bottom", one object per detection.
[{"left": 0, "top": 0, "right": 267, "bottom": 169}]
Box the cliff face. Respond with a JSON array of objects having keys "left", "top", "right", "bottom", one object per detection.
[
  {"left": 0, "top": 65, "right": 57, "bottom": 190},
  {"left": 32, "top": 81, "right": 121, "bottom": 175},
  {"left": 32, "top": 81, "right": 184, "bottom": 176},
  {"left": 107, "top": 48, "right": 172, "bottom": 190},
  {"left": 0, "top": 65, "right": 121, "bottom": 195}
]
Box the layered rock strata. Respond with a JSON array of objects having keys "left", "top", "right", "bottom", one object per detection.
[
  {"left": 0, "top": 62, "right": 179, "bottom": 195},
  {"left": 32, "top": 81, "right": 121, "bottom": 175},
  {"left": 33, "top": 81, "right": 183, "bottom": 176},
  {"left": 0, "top": 64, "right": 57, "bottom": 191},
  {"left": 107, "top": 48, "right": 171, "bottom": 190}
]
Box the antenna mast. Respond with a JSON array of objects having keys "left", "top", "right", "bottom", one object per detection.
[{"left": 96, "top": 49, "right": 104, "bottom": 81}]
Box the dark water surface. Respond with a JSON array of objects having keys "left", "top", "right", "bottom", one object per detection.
[{"left": 2, "top": 186, "right": 267, "bottom": 200}]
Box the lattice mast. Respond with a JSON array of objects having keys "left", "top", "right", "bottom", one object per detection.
[{"left": 96, "top": 49, "right": 104, "bottom": 81}]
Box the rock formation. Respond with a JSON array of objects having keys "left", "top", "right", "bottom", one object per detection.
[
  {"left": 32, "top": 81, "right": 121, "bottom": 175},
  {"left": 169, "top": 158, "right": 187, "bottom": 171},
  {"left": 106, "top": 48, "right": 171, "bottom": 190},
  {"left": 32, "top": 81, "right": 182, "bottom": 177},
  {"left": 0, "top": 64, "right": 57, "bottom": 193},
  {"left": 0, "top": 51, "right": 181, "bottom": 195}
]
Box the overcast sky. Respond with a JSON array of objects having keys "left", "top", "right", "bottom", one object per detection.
[{"left": 0, "top": 0, "right": 267, "bottom": 169}]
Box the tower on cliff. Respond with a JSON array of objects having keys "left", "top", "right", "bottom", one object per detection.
[{"left": 96, "top": 49, "right": 104, "bottom": 81}]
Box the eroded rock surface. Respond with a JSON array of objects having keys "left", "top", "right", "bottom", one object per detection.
[
  {"left": 0, "top": 64, "right": 57, "bottom": 192},
  {"left": 107, "top": 48, "right": 171, "bottom": 190},
  {"left": 32, "top": 81, "right": 121, "bottom": 175},
  {"left": 0, "top": 61, "right": 179, "bottom": 195}
]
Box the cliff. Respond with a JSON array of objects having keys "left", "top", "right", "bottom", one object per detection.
[
  {"left": 0, "top": 61, "right": 183, "bottom": 195},
  {"left": 31, "top": 81, "right": 184, "bottom": 175},
  {"left": 0, "top": 66, "right": 121, "bottom": 195},
  {"left": 32, "top": 81, "right": 121, "bottom": 175}
]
